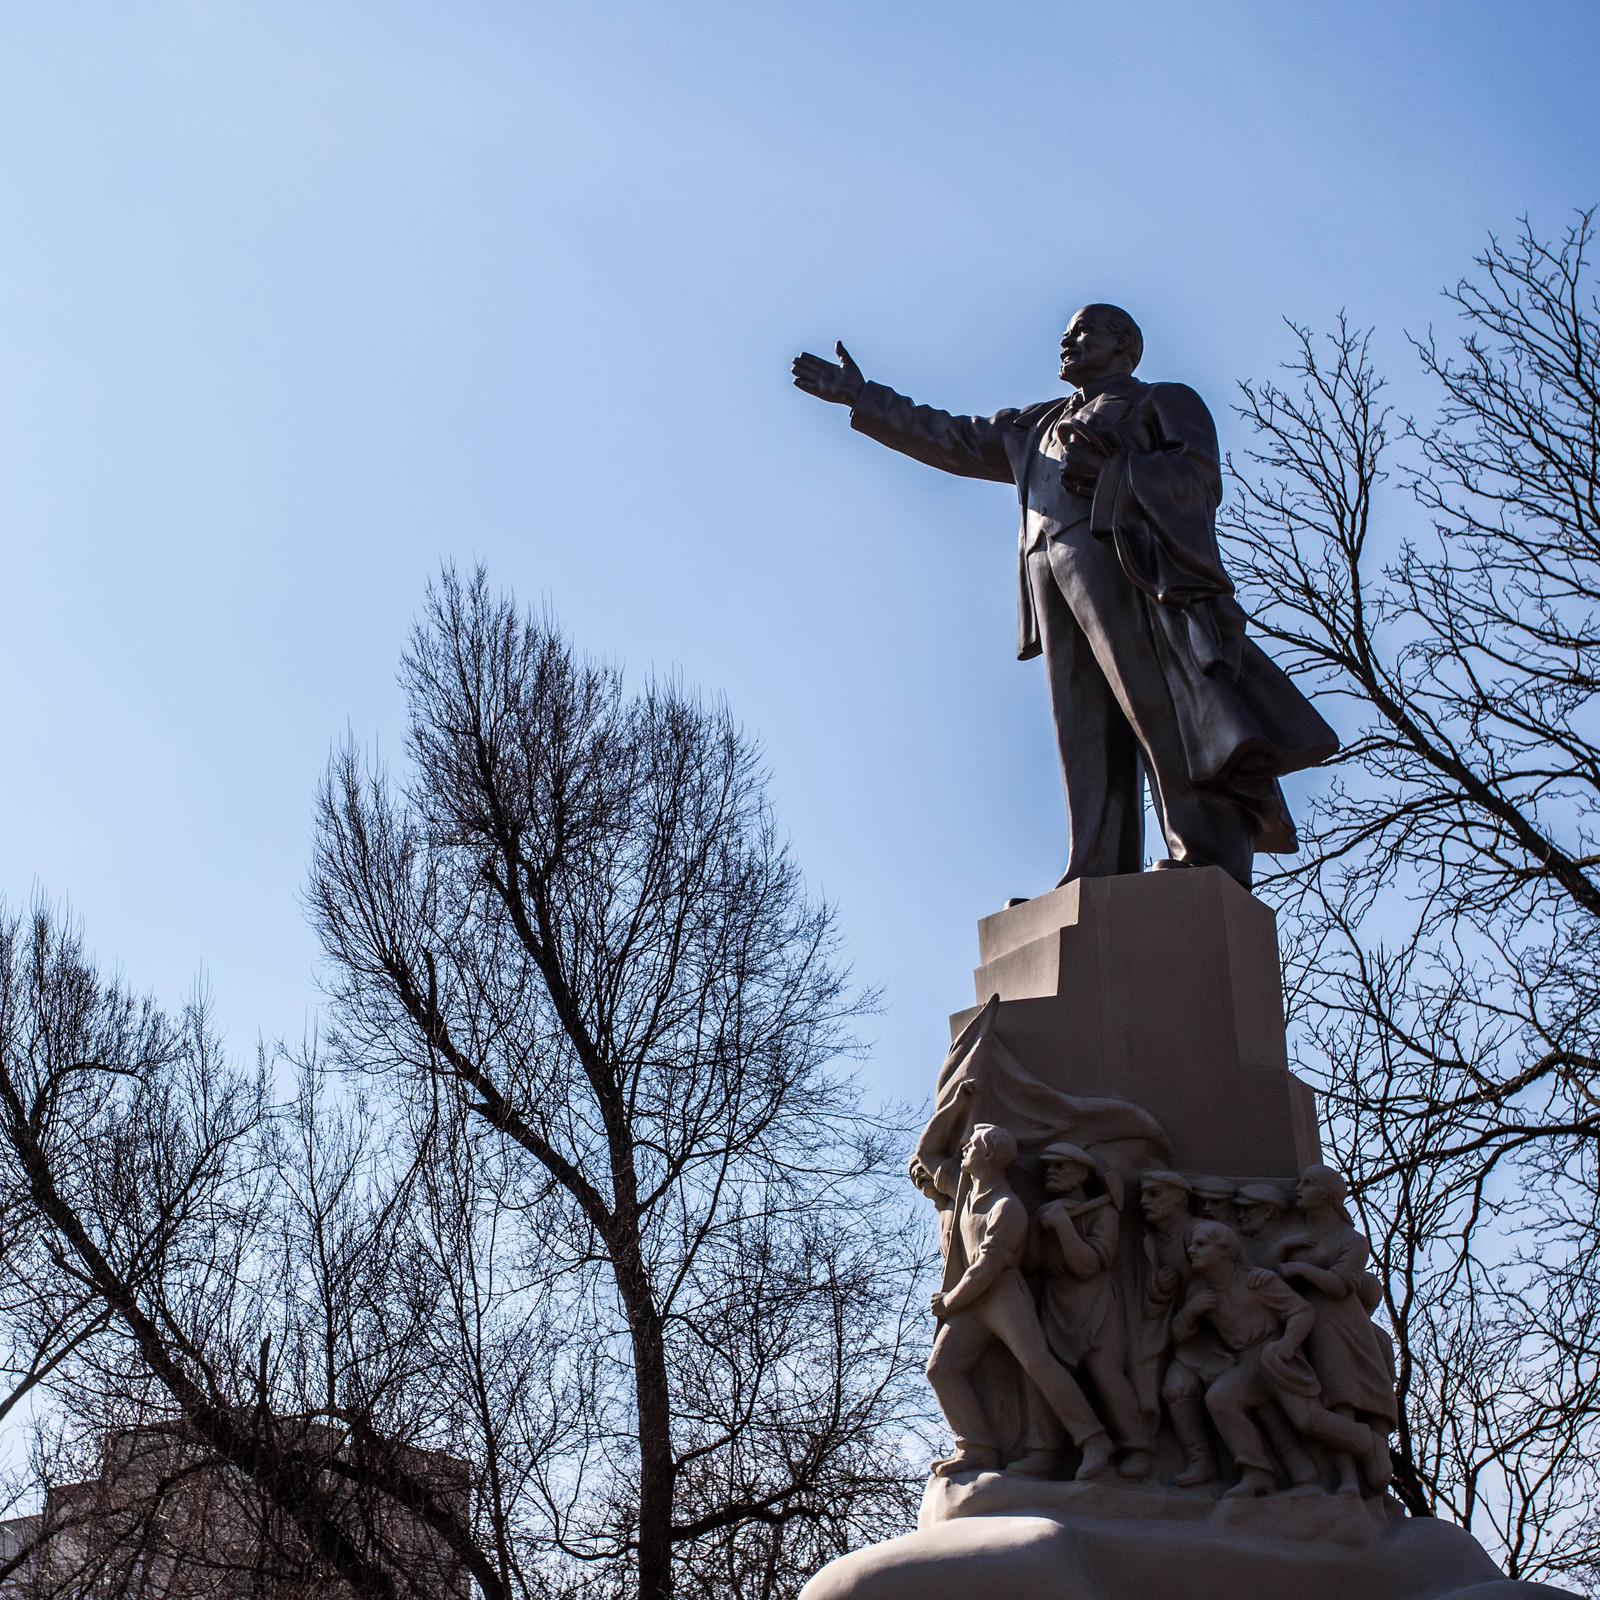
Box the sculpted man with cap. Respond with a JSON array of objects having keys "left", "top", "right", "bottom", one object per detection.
[
  {"left": 1136, "top": 1170, "right": 1231, "bottom": 1486},
  {"left": 792, "top": 308, "right": 1337, "bottom": 889},
  {"left": 923, "top": 1123, "right": 1115, "bottom": 1480},
  {"left": 1020, "top": 1143, "right": 1154, "bottom": 1479},
  {"left": 1234, "top": 1181, "right": 1297, "bottom": 1269}
]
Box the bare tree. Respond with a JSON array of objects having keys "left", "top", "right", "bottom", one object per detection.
[
  {"left": 0, "top": 575, "right": 927, "bottom": 1600},
  {"left": 0, "top": 905, "right": 500, "bottom": 1600},
  {"left": 307, "top": 567, "right": 926, "bottom": 1600},
  {"left": 1220, "top": 210, "right": 1600, "bottom": 1588}
]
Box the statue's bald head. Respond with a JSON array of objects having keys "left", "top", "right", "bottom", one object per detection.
[
  {"left": 1083, "top": 305, "right": 1143, "bottom": 368},
  {"left": 1059, "top": 304, "right": 1143, "bottom": 387}
]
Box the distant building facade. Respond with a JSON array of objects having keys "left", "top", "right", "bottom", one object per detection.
[{"left": 0, "top": 1425, "right": 469, "bottom": 1600}]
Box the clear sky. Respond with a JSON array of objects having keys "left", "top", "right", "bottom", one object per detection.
[{"left": 1, "top": 1, "right": 1596, "bottom": 1110}]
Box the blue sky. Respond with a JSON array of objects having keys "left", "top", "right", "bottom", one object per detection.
[{"left": 1, "top": 1, "right": 1595, "bottom": 1108}]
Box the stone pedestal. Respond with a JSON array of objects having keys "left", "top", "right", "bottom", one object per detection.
[
  {"left": 798, "top": 871, "right": 1577, "bottom": 1600},
  {"left": 950, "top": 867, "right": 1320, "bottom": 1180},
  {"left": 800, "top": 1489, "right": 1577, "bottom": 1600}
]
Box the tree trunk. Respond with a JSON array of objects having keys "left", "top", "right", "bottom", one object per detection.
[{"left": 611, "top": 1224, "right": 675, "bottom": 1600}]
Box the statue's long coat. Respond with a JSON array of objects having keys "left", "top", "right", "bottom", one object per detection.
[{"left": 850, "top": 376, "right": 1336, "bottom": 851}]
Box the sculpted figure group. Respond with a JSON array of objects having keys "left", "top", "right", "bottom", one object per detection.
[{"left": 911, "top": 1125, "right": 1399, "bottom": 1500}]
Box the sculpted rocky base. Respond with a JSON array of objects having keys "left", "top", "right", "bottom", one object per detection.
[{"left": 801, "top": 1493, "right": 1572, "bottom": 1600}]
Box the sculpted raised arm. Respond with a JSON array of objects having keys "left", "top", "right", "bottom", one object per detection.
[
  {"left": 792, "top": 342, "right": 1019, "bottom": 483},
  {"left": 913, "top": 1078, "right": 976, "bottom": 1178},
  {"left": 848, "top": 383, "right": 1020, "bottom": 482}
]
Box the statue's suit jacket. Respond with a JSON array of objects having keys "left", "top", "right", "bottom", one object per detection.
[{"left": 849, "top": 376, "right": 1337, "bottom": 851}]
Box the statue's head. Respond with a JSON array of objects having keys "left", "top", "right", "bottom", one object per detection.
[
  {"left": 1235, "top": 1182, "right": 1289, "bottom": 1236},
  {"left": 961, "top": 1122, "right": 1018, "bottom": 1176},
  {"left": 1059, "top": 304, "right": 1143, "bottom": 387},
  {"left": 1295, "top": 1163, "right": 1351, "bottom": 1219},
  {"left": 1191, "top": 1176, "right": 1237, "bottom": 1223},
  {"left": 1040, "top": 1141, "right": 1095, "bottom": 1195},
  {"left": 1187, "top": 1219, "right": 1242, "bottom": 1272},
  {"left": 1139, "top": 1169, "right": 1191, "bottom": 1223}
]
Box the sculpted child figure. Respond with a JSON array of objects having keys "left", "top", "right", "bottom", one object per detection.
[
  {"left": 1175, "top": 1222, "right": 1392, "bottom": 1498},
  {"left": 924, "top": 1123, "right": 1115, "bottom": 1480},
  {"left": 1138, "top": 1171, "right": 1231, "bottom": 1486},
  {"left": 1016, "top": 1142, "right": 1155, "bottom": 1480}
]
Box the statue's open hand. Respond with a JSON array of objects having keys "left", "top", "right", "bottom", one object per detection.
[{"left": 792, "top": 342, "right": 866, "bottom": 407}]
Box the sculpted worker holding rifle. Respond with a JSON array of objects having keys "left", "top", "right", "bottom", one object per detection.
[{"left": 792, "top": 308, "right": 1336, "bottom": 890}]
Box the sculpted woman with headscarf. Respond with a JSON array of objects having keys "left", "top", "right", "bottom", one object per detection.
[{"left": 1274, "top": 1163, "right": 1399, "bottom": 1489}]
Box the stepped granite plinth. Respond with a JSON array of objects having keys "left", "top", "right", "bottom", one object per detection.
[{"left": 951, "top": 868, "right": 1320, "bottom": 1180}]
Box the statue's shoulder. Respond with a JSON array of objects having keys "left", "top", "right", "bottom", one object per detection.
[
  {"left": 1135, "top": 377, "right": 1206, "bottom": 404},
  {"left": 1011, "top": 398, "right": 1070, "bottom": 430},
  {"left": 1135, "top": 380, "right": 1220, "bottom": 449},
  {"left": 1138, "top": 379, "right": 1215, "bottom": 416}
]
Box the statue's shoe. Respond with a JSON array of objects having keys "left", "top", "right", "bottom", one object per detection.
[{"left": 930, "top": 1445, "right": 1001, "bottom": 1479}]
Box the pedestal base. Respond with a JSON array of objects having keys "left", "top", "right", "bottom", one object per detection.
[
  {"left": 811, "top": 875, "right": 1579, "bottom": 1600},
  {"left": 799, "top": 1478, "right": 1577, "bottom": 1600}
]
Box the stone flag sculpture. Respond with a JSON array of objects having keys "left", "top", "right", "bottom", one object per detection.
[{"left": 916, "top": 996, "right": 1173, "bottom": 1178}]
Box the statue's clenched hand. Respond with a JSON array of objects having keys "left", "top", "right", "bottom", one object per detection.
[
  {"left": 792, "top": 342, "right": 866, "bottom": 407},
  {"left": 1060, "top": 419, "right": 1113, "bottom": 498}
]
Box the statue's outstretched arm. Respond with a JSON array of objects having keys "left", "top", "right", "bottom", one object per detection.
[{"left": 792, "top": 341, "right": 1018, "bottom": 483}]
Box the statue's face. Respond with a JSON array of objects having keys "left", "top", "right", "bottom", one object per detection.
[
  {"left": 1140, "top": 1182, "right": 1185, "bottom": 1223},
  {"left": 1235, "top": 1200, "right": 1277, "bottom": 1236},
  {"left": 1187, "top": 1230, "right": 1228, "bottom": 1273},
  {"left": 1059, "top": 310, "right": 1129, "bottom": 387},
  {"left": 1196, "top": 1195, "right": 1234, "bottom": 1222},
  {"left": 1043, "top": 1158, "right": 1091, "bottom": 1195},
  {"left": 1297, "top": 1170, "right": 1337, "bottom": 1209}
]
